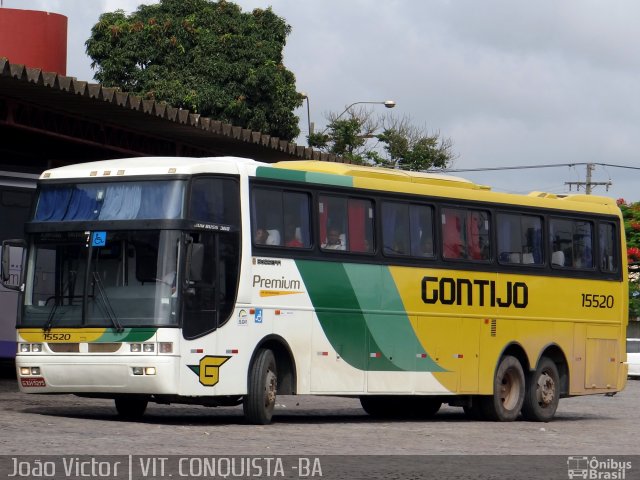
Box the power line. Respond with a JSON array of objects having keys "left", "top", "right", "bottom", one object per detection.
[
  {"left": 428, "top": 161, "right": 640, "bottom": 195},
  {"left": 427, "top": 161, "right": 640, "bottom": 173}
]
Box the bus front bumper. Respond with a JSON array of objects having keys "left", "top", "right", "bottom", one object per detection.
[{"left": 15, "top": 355, "right": 180, "bottom": 395}]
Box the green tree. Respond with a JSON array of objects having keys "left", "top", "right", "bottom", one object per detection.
[
  {"left": 618, "top": 199, "right": 640, "bottom": 319},
  {"left": 309, "top": 109, "right": 455, "bottom": 170},
  {"left": 85, "top": 0, "right": 302, "bottom": 140}
]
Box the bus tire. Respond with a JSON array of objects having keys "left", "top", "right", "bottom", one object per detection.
[
  {"left": 114, "top": 396, "right": 148, "bottom": 420},
  {"left": 243, "top": 348, "right": 277, "bottom": 425},
  {"left": 359, "top": 396, "right": 388, "bottom": 417},
  {"left": 413, "top": 397, "right": 442, "bottom": 419},
  {"left": 521, "top": 357, "right": 560, "bottom": 422},
  {"left": 480, "top": 355, "right": 525, "bottom": 421}
]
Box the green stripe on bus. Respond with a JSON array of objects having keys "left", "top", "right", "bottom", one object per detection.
[
  {"left": 296, "top": 260, "right": 397, "bottom": 371},
  {"left": 343, "top": 264, "right": 444, "bottom": 372},
  {"left": 256, "top": 166, "right": 308, "bottom": 183},
  {"left": 296, "top": 260, "right": 443, "bottom": 372},
  {"left": 256, "top": 167, "right": 353, "bottom": 188},
  {"left": 305, "top": 172, "right": 353, "bottom": 187},
  {"left": 98, "top": 328, "right": 157, "bottom": 342}
]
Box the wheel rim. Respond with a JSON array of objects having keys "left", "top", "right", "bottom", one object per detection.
[
  {"left": 500, "top": 368, "right": 521, "bottom": 410},
  {"left": 264, "top": 368, "right": 277, "bottom": 408},
  {"left": 536, "top": 371, "right": 555, "bottom": 407}
]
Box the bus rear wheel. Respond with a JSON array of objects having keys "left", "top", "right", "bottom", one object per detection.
[
  {"left": 481, "top": 355, "right": 525, "bottom": 421},
  {"left": 114, "top": 396, "right": 148, "bottom": 420},
  {"left": 243, "top": 348, "right": 277, "bottom": 425},
  {"left": 521, "top": 357, "right": 560, "bottom": 422}
]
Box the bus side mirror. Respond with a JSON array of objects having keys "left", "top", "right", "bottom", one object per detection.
[
  {"left": 1, "top": 239, "right": 26, "bottom": 291},
  {"left": 186, "top": 242, "right": 204, "bottom": 284}
]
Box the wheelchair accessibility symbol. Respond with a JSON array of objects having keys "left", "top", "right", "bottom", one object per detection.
[{"left": 91, "top": 231, "right": 107, "bottom": 247}]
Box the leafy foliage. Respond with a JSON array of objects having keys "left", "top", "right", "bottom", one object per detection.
[
  {"left": 309, "top": 109, "right": 455, "bottom": 170},
  {"left": 85, "top": 0, "right": 302, "bottom": 140},
  {"left": 618, "top": 199, "right": 640, "bottom": 318}
]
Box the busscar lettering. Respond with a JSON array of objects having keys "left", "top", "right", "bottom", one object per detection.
[
  {"left": 421, "top": 276, "right": 528, "bottom": 308},
  {"left": 192, "top": 223, "right": 231, "bottom": 232}
]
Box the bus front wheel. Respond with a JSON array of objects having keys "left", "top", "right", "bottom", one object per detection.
[
  {"left": 521, "top": 357, "right": 560, "bottom": 422},
  {"left": 114, "top": 396, "right": 148, "bottom": 420},
  {"left": 243, "top": 348, "right": 277, "bottom": 425},
  {"left": 481, "top": 355, "right": 525, "bottom": 421}
]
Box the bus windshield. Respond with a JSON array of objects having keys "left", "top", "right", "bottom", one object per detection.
[
  {"left": 20, "top": 230, "right": 181, "bottom": 328},
  {"left": 34, "top": 180, "right": 185, "bottom": 221}
]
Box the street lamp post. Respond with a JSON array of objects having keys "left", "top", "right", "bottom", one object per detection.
[
  {"left": 333, "top": 100, "right": 396, "bottom": 122},
  {"left": 319, "top": 100, "right": 396, "bottom": 136},
  {"left": 300, "top": 93, "right": 313, "bottom": 141}
]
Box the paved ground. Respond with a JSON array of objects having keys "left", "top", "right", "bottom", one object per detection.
[{"left": 0, "top": 368, "right": 637, "bottom": 457}]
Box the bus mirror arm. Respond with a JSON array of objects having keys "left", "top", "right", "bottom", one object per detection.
[{"left": 1, "top": 239, "right": 26, "bottom": 290}]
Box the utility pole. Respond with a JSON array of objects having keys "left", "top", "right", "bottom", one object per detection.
[{"left": 565, "top": 163, "right": 612, "bottom": 194}]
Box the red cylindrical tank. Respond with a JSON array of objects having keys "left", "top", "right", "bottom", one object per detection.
[{"left": 0, "top": 8, "right": 67, "bottom": 74}]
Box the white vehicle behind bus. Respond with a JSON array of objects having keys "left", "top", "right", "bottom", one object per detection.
[{"left": 627, "top": 338, "right": 640, "bottom": 378}]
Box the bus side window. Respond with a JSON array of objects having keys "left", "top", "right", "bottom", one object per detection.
[
  {"left": 599, "top": 223, "right": 617, "bottom": 272},
  {"left": 410, "top": 204, "right": 434, "bottom": 258},
  {"left": 383, "top": 202, "right": 433, "bottom": 258},
  {"left": 442, "top": 209, "right": 465, "bottom": 259},
  {"left": 319, "top": 195, "right": 373, "bottom": 253},
  {"left": 190, "top": 178, "right": 239, "bottom": 225},
  {"left": 382, "top": 202, "right": 409, "bottom": 256},
  {"left": 442, "top": 208, "right": 490, "bottom": 261},
  {"left": 348, "top": 199, "right": 373, "bottom": 253},
  {"left": 251, "top": 189, "right": 283, "bottom": 247},
  {"left": 497, "top": 213, "right": 543, "bottom": 266},
  {"left": 550, "top": 218, "right": 594, "bottom": 269},
  {"left": 283, "top": 192, "right": 311, "bottom": 248},
  {"left": 252, "top": 188, "right": 311, "bottom": 249}
]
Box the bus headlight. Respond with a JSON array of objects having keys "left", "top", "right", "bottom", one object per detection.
[
  {"left": 18, "top": 343, "right": 43, "bottom": 353},
  {"left": 143, "top": 343, "right": 155, "bottom": 353},
  {"left": 132, "top": 367, "right": 156, "bottom": 376},
  {"left": 159, "top": 342, "right": 173, "bottom": 354},
  {"left": 19, "top": 367, "right": 41, "bottom": 376},
  {"left": 130, "top": 343, "right": 142, "bottom": 353}
]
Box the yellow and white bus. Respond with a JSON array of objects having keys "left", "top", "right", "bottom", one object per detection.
[{"left": 2, "top": 157, "right": 628, "bottom": 424}]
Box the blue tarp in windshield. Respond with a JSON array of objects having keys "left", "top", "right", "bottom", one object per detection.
[{"left": 34, "top": 181, "right": 184, "bottom": 221}]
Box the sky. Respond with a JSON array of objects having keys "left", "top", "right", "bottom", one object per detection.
[{"left": 5, "top": 0, "right": 640, "bottom": 201}]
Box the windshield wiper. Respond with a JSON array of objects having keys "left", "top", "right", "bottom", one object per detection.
[
  {"left": 92, "top": 272, "right": 124, "bottom": 332},
  {"left": 43, "top": 272, "right": 77, "bottom": 331},
  {"left": 43, "top": 300, "right": 60, "bottom": 332}
]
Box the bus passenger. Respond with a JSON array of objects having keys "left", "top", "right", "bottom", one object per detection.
[
  {"left": 254, "top": 227, "right": 269, "bottom": 245},
  {"left": 322, "top": 227, "right": 346, "bottom": 250},
  {"left": 420, "top": 234, "right": 434, "bottom": 256},
  {"left": 285, "top": 224, "right": 303, "bottom": 248}
]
